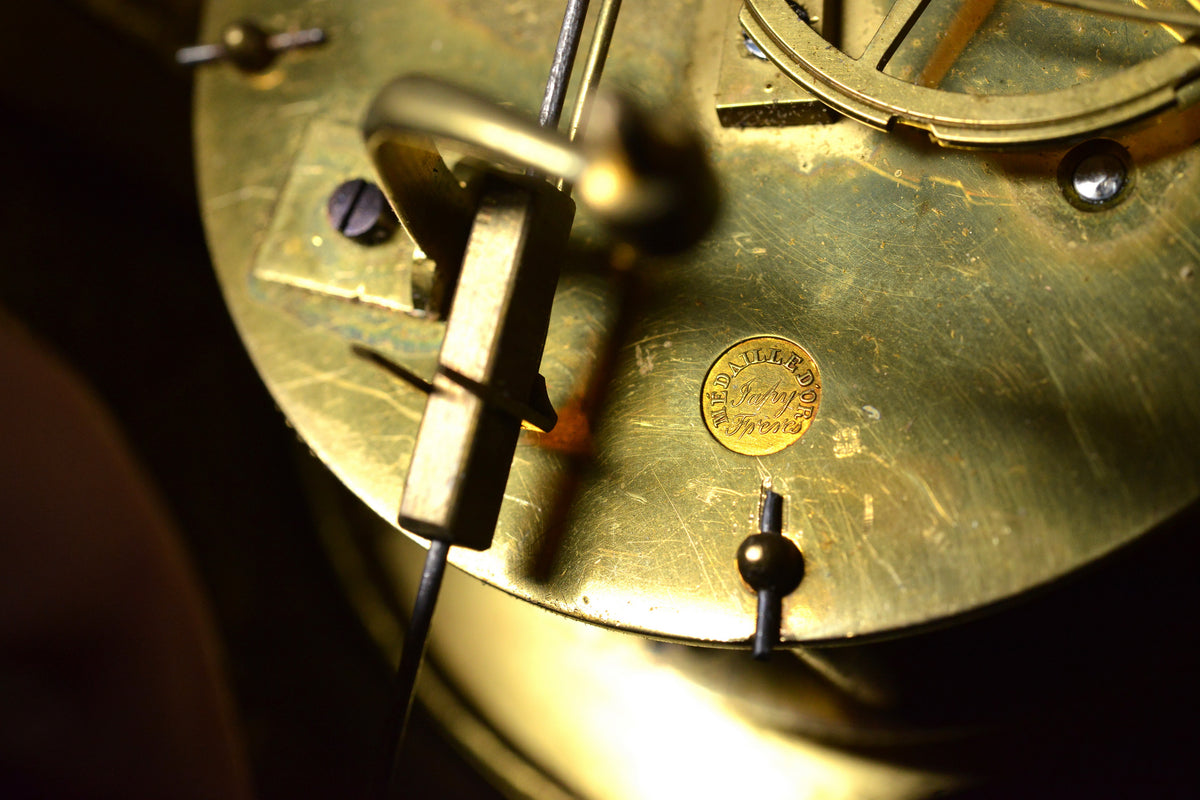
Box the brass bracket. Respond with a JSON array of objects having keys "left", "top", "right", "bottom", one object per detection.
[
  {"left": 715, "top": 0, "right": 837, "bottom": 127},
  {"left": 397, "top": 175, "right": 575, "bottom": 550}
]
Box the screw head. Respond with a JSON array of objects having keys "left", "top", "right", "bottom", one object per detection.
[
  {"left": 326, "top": 179, "right": 398, "bottom": 244},
  {"left": 1072, "top": 153, "right": 1127, "bottom": 205},
  {"left": 737, "top": 533, "right": 804, "bottom": 595},
  {"left": 742, "top": 34, "right": 768, "bottom": 61},
  {"left": 1058, "top": 139, "right": 1134, "bottom": 211}
]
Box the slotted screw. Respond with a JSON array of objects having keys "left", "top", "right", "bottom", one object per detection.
[{"left": 326, "top": 179, "right": 399, "bottom": 244}]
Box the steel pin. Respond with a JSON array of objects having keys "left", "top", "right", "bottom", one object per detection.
[
  {"left": 176, "top": 21, "right": 327, "bottom": 72},
  {"left": 737, "top": 481, "right": 805, "bottom": 660}
]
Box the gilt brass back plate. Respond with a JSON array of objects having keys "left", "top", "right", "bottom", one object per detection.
[{"left": 197, "top": 0, "right": 1200, "bottom": 644}]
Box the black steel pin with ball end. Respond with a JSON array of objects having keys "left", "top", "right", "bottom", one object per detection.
[
  {"left": 737, "top": 483, "right": 805, "bottom": 660},
  {"left": 175, "top": 21, "right": 327, "bottom": 72}
]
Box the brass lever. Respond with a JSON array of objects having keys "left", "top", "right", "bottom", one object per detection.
[{"left": 363, "top": 75, "right": 719, "bottom": 314}]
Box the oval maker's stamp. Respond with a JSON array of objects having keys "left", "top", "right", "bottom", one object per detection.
[{"left": 701, "top": 335, "right": 821, "bottom": 456}]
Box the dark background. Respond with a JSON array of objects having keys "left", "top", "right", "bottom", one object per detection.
[{"left": 0, "top": 2, "right": 498, "bottom": 797}]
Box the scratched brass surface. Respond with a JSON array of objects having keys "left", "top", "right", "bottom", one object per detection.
[{"left": 197, "top": 0, "right": 1200, "bottom": 645}]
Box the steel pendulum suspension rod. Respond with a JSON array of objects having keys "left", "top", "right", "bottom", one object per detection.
[
  {"left": 375, "top": 2, "right": 599, "bottom": 797},
  {"left": 379, "top": 539, "right": 450, "bottom": 799},
  {"left": 540, "top": 0, "right": 591, "bottom": 128}
]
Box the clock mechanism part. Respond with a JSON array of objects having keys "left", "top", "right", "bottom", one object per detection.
[
  {"left": 740, "top": 0, "right": 1200, "bottom": 146},
  {"left": 193, "top": 0, "right": 1200, "bottom": 797}
]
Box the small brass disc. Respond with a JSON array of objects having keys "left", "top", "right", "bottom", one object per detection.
[{"left": 701, "top": 335, "right": 821, "bottom": 456}]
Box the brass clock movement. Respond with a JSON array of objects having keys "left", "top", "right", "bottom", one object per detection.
[{"left": 192, "top": 0, "right": 1200, "bottom": 795}]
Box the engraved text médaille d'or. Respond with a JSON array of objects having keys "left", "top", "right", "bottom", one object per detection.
[{"left": 701, "top": 336, "right": 821, "bottom": 456}]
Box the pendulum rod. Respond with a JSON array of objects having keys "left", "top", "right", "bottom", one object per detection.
[
  {"left": 375, "top": 0, "right": 623, "bottom": 796},
  {"left": 561, "top": 0, "right": 623, "bottom": 194},
  {"left": 379, "top": 540, "right": 449, "bottom": 800},
  {"left": 540, "top": 0, "right": 591, "bottom": 128},
  {"left": 568, "top": 0, "right": 623, "bottom": 143}
]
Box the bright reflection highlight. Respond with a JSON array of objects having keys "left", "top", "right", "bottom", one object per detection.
[{"left": 408, "top": 547, "right": 956, "bottom": 800}]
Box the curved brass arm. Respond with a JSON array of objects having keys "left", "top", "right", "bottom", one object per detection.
[
  {"left": 363, "top": 76, "right": 586, "bottom": 272},
  {"left": 363, "top": 74, "right": 718, "bottom": 265}
]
